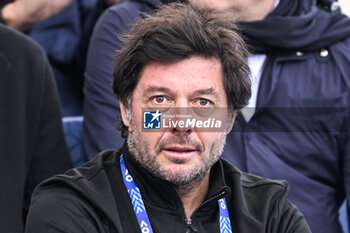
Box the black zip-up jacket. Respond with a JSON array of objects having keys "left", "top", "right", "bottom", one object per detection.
[{"left": 25, "top": 146, "right": 311, "bottom": 232}]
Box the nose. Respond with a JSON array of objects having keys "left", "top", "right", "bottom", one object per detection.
[
  {"left": 174, "top": 97, "right": 189, "bottom": 108},
  {"left": 172, "top": 123, "right": 192, "bottom": 134},
  {"left": 170, "top": 100, "right": 193, "bottom": 134}
]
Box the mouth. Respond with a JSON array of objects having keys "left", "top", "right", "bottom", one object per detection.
[
  {"left": 164, "top": 146, "right": 197, "bottom": 152},
  {"left": 162, "top": 145, "right": 198, "bottom": 162}
]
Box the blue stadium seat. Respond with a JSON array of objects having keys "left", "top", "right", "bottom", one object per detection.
[{"left": 62, "top": 116, "right": 86, "bottom": 167}]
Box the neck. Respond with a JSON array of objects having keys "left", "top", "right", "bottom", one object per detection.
[{"left": 176, "top": 172, "right": 210, "bottom": 219}]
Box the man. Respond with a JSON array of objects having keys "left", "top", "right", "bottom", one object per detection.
[
  {"left": 25, "top": 3, "right": 311, "bottom": 232},
  {"left": 84, "top": 0, "right": 350, "bottom": 231},
  {"left": 0, "top": 24, "right": 73, "bottom": 233}
]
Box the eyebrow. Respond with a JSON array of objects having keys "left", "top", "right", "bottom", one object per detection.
[
  {"left": 192, "top": 87, "right": 220, "bottom": 100},
  {"left": 142, "top": 86, "right": 220, "bottom": 99},
  {"left": 192, "top": 87, "right": 216, "bottom": 96},
  {"left": 142, "top": 86, "right": 174, "bottom": 97}
]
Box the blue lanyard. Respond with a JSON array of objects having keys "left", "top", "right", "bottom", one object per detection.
[{"left": 120, "top": 155, "right": 233, "bottom": 233}]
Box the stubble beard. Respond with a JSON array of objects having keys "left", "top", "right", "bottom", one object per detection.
[{"left": 127, "top": 123, "right": 227, "bottom": 192}]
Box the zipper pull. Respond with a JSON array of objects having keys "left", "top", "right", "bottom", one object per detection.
[{"left": 185, "top": 218, "right": 198, "bottom": 233}]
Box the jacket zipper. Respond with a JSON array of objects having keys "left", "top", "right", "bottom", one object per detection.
[{"left": 182, "top": 189, "right": 228, "bottom": 233}]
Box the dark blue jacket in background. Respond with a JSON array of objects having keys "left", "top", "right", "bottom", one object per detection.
[
  {"left": 30, "top": 0, "right": 108, "bottom": 116},
  {"left": 83, "top": 0, "right": 350, "bottom": 232},
  {"left": 223, "top": 1, "right": 350, "bottom": 231},
  {"left": 223, "top": 37, "right": 350, "bottom": 232}
]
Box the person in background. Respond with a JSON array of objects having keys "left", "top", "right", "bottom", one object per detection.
[
  {"left": 0, "top": 24, "right": 73, "bottom": 233},
  {"left": 25, "top": 4, "right": 311, "bottom": 232},
  {"left": 83, "top": 0, "right": 350, "bottom": 232},
  {"left": 0, "top": 0, "right": 119, "bottom": 116}
]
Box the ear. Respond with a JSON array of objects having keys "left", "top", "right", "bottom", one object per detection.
[
  {"left": 119, "top": 100, "right": 130, "bottom": 127},
  {"left": 225, "top": 111, "right": 236, "bottom": 134}
]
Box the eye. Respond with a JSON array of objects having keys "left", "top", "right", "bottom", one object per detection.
[
  {"left": 152, "top": 95, "right": 167, "bottom": 104},
  {"left": 197, "top": 98, "right": 212, "bottom": 107}
]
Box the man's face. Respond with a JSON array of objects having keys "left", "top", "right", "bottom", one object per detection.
[{"left": 120, "top": 56, "right": 234, "bottom": 185}]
